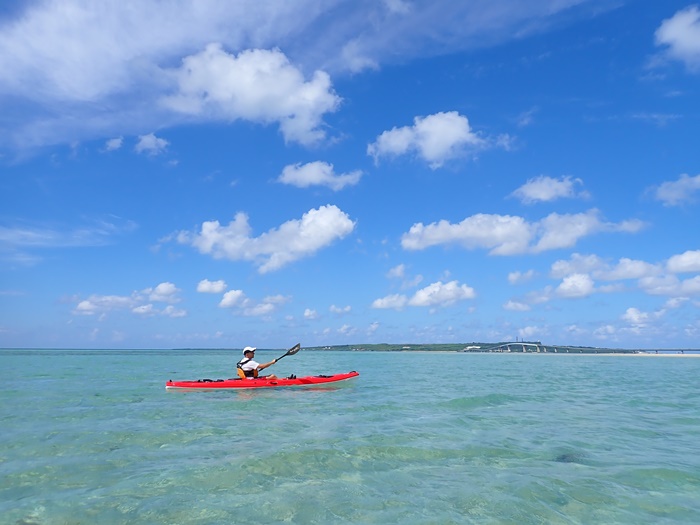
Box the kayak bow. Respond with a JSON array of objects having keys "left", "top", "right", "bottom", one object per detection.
[{"left": 165, "top": 371, "right": 359, "bottom": 390}]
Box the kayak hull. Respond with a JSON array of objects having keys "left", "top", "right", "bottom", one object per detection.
[{"left": 165, "top": 371, "right": 359, "bottom": 390}]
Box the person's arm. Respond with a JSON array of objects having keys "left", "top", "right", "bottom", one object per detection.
[{"left": 257, "top": 358, "right": 277, "bottom": 371}]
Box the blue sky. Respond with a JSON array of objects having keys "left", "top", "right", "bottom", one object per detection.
[{"left": 1, "top": 0, "right": 699, "bottom": 350}]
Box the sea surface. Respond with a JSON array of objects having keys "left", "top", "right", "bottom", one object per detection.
[{"left": 2, "top": 349, "right": 699, "bottom": 525}]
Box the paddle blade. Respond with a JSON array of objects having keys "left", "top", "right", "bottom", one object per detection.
[{"left": 276, "top": 343, "right": 301, "bottom": 361}]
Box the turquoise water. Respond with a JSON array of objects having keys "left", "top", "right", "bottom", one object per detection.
[{"left": 2, "top": 349, "right": 699, "bottom": 524}]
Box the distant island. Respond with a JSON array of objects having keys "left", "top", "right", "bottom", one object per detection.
[{"left": 302, "top": 342, "right": 698, "bottom": 354}]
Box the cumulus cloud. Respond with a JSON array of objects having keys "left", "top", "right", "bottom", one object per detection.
[
  {"left": 621, "top": 307, "right": 651, "bottom": 326},
  {"left": 0, "top": 1, "right": 621, "bottom": 151},
  {"left": 667, "top": 250, "right": 700, "bottom": 273},
  {"left": 650, "top": 173, "right": 700, "bottom": 206},
  {"left": 197, "top": 279, "right": 227, "bottom": 293},
  {"left": 555, "top": 273, "right": 595, "bottom": 298},
  {"left": 371, "top": 293, "right": 408, "bottom": 310},
  {"left": 220, "top": 289, "right": 248, "bottom": 308},
  {"left": 145, "top": 282, "right": 181, "bottom": 303},
  {"left": 172, "top": 205, "right": 355, "bottom": 273},
  {"left": 640, "top": 274, "right": 700, "bottom": 297},
  {"left": 278, "top": 161, "right": 362, "bottom": 190},
  {"left": 510, "top": 175, "right": 589, "bottom": 204},
  {"left": 503, "top": 300, "right": 531, "bottom": 311},
  {"left": 104, "top": 137, "right": 123, "bottom": 151},
  {"left": 367, "top": 111, "right": 506, "bottom": 169},
  {"left": 73, "top": 282, "right": 186, "bottom": 317},
  {"left": 541, "top": 250, "right": 700, "bottom": 302},
  {"left": 408, "top": 280, "right": 476, "bottom": 306},
  {"left": 163, "top": 45, "right": 341, "bottom": 146},
  {"left": 330, "top": 304, "right": 351, "bottom": 314},
  {"left": 508, "top": 269, "right": 536, "bottom": 284},
  {"left": 387, "top": 264, "right": 406, "bottom": 279},
  {"left": 401, "top": 209, "right": 643, "bottom": 255},
  {"left": 655, "top": 5, "right": 700, "bottom": 72},
  {"left": 505, "top": 251, "right": 694, "bottom": 310},
  {"left": 372, "top": 280, "right": 475, "bottom": 310},
  {"left": 386, "top": 263, "right": 423, "bottom": 289},
  {"left": 219, "top": 290, "right": 290, "bottom": 316},
  {"left": 551, "top": 252, "right": 700, "bottom": 282},
  {"left": 135, "top": 133, "right": 169, "bottom": 155}
]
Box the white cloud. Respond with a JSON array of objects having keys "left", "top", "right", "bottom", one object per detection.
[
  {"left": 402, "top": 213, "right": 531, "bottom": 255},
  {"left": 74, "top": 295, "right": 134, "bottom": 315},
  {"left": 508, "top": 270, "right": 535, "bottom": 284},
  {"left": 408, "top": 280, "right": 475, "bottom": 307},
  {"left": 173, "top": 205, "right": 355, "bottom": 273},
  {"left": 367, "top": 111, "right": 498, "bottom": 169},
  {"left": 146, "top": 282, "right": 180, "bottom": 303},
  {"left": 550, "top": 253, "right": 605, "bottom": 278},
  {"left": 516, "top": 107, "right": 538, "bottom": 127},
  {"left": 510, "top": 175, "right": 589, "bottom": 204},
  {"left": 0, "top": 1, "right": 621, "bottom": 151},
  {"left": 386, "top": 263, "right": 423, "bottom": 289},
  {"left": 621, "top": 307, "right": 651, "bottom": 326},
  {"left": 135, "top": 133, "right": 168, "bottom": 155},
  {"left": 638, "top": 274, "right": 700, "bottom": 297},
  {"left": 551, "top": 253, "right": 662, "bottom": 281},
  {"left": 518, "top": 326, "right": 543, "bottom": 340},
  {"left": 655, "top": 5, "right": 700, "bottom": 72},
  {"left": 163, "top": 305, "right": 187, "bottom": 318},
  {"left": 104, "top": 137, "right": 123, "bottom": 151},
  {"left": 133, "top": 304, "right": 155, "bottom": 316},
  {"left": 387, "top": 264, "right": 406, "bottom": 279},
  {"left": 73, "top": 283, "right": 186, "bottom": 317},
  {"left": 667, "top": 250, "right": 700, "bottom": 273},
  {"left": 0, "top": 218, "right": 138, "bottom": 265},
  {"left": 601, "top": 258, "right": 661, "bottom": 281},
  {"left": 555, "top": 273, "right": 595, "bottom": 298},
  {"left": 197, "top": 279, "right": 228, "bottom": 293},
  {"left": 330, "top": 304, "right": 351, "bottom": 314},
  {"left": 163, "top": 45, "right": 341, "bottom": 146},
  {"left": 372, "top": 280, "right": 475, "bottom": 310},
  {"left": 503, "top": 300, "right": 531, "bottom": 311},
  {"left": 304, "top": 308, "right": 319, "bottom": 319},
  {"left": 337, "top": 324, "right": 356, "bottom": 336},
  {"left": 219, "top": 290, "right": 289, "bottom": 316},
  {"left": 371, "top": 293, "right": 408, "bottom": 310},
  {"left": 651, "top": 173, "right": 700, "bottom": 206},
  {"left": 401, "top": 210, "right": 643, "bottom": 255},
  {"left": 219, "top": 290, "right": 248, "bottom": 308},
  {"left": 278, "top": 161, "right": 362, "bottom": 191}
]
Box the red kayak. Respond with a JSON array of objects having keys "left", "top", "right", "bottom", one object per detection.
[{"left": 165, "top": 371, "right": 359, "bottom": 390}]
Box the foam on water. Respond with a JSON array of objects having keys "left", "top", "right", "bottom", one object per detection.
[{"left": 2, "top": 349, "right": 700, "bottom": 524}]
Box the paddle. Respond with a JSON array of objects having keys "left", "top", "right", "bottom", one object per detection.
[{"left": 275, "top": 343, "right": 301, "bottom": 362}]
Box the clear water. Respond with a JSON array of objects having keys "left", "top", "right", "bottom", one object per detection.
[{"left": 2, "top": 349, "right": 699, "bottom": 524}]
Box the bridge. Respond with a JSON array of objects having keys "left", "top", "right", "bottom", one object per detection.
[{"left": 465, "top": 342, "right": 635, "bottom": 354}]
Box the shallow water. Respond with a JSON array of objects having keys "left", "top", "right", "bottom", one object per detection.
[{"left": 2, "top": 349, "right": 699, "bottom": 524}]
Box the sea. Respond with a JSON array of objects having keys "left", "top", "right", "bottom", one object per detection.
[{"left": 2, "top": 348, "right": 699, "bottom": 525}]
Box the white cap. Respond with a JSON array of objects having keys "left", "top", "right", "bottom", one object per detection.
[{"left": 243, "top": 346, "right": 256, "bottom": 354}]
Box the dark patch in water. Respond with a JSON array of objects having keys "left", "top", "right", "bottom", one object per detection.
[{"left": 554, "top": 452, "right": 588, "bottom": 464}]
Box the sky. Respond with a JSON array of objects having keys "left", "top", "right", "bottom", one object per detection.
[{"left": 1, "top": 0, "right": 699, "bottom": 350}]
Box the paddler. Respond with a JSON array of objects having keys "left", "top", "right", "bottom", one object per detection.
[{"left": 236, "top": 347, "right": 278, "bottom": 379}]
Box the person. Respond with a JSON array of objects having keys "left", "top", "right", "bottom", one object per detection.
[{"left": 236, "top": 347, "right": 277, "bottom": 379}]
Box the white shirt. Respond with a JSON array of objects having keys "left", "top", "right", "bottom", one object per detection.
[{"left": 238, "top": 358, "right": 259, "bottom": 373}]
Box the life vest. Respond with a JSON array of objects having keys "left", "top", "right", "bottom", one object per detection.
[{"left": 237, "top": 358, "right": 258, "bottom": 379}]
